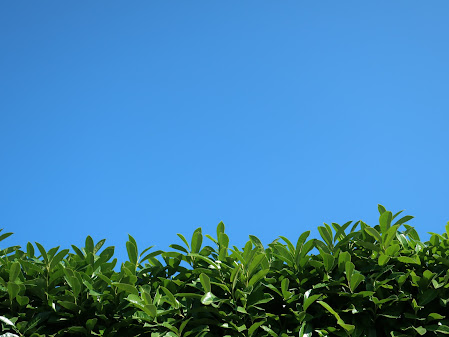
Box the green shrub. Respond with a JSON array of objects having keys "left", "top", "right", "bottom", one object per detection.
[{"left": 1, "top": 205, "right": 449, "bottom": 336}]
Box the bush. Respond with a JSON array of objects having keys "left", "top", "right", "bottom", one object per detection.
[{"left": 1, "top": 205, "right": 449, "bottom": 336}]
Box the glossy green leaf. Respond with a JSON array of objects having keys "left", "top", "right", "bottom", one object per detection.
[
  {"left": 365, "top": 226, "right": 382, "bottom": 243},
  {"left": 112, "top": 282, "right": 139, "bottom": 296},
  {"left": 0, "top": 315, "right": 15, "bottom": 326},
  {"left": 126, "top": 241, "right": 138, "bottom": 265},
  {"left": 16, "top": 295, "right": 29, "bottom": 307},
  {"left": 160, "top": 286, "right": 179, "bottom": 308},
  {"left": 85, "top": 236, "right": 94, "bottom": 255},
  {"left": 393, "top": 215, "right": 414, "bottom": 226},
  {"left": 247, "top": 268, "right": 269, "bottom": 288},
  {"left": 26, "top": 242, "right": 35, "bottom": 258},
  {"left": 9, "top": 262, "right": 20, "bottom": 282},
  {"left": 303, "top": 293, "right": 321, "bottom": 311},
  {"left": 86, "top": 318, "right": 97, "bottom": 331},
  {"left": 379, "top": 211, "right": 393, "bottom": 233},
  {"left": 49, "top": 249, "right": 69, "bottom": 271},
  {"left": 318, "top": 225, "right": 333, "bottom": 247},
  {"left": 350, "top": 273, "right": 364, "bottom": 292},
  {"left": 378, "top": 253, "right": 390, "bottom": 266},
  {"left": 248, "top": 321, "right": 264, "bottom": 336},
  {"left": 191, "top": 228, "right": 203, "bottom": 254},
  {"left": 200, "top": 292, "right": 218, "bottom": 305},
  {"left": 397, "top": 256, "right": 421, "bottom": 265},
  {"left": 199, "top": 273, "right": 211, "bottom": 293},
  {"left": 176, "top": 233, "right": 190, "bottom": 250},
  {"left": 7, "top": 282, "right": 19, "bottom": 300},
  {"left": 299, "top": 322, "right": 313, "bottom": 337},
  {"left": 35, "top": 242, "right": 48, "bottom": 264}
]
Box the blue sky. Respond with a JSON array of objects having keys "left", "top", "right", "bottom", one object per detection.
[{"left": 1, "top": 2, "right": 448, "bottom": 263}]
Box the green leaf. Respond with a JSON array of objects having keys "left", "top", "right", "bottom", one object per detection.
[
  {"left": 188, "top": 253, "right": 220, "bottom": 269},
  {"left": 67, "top": 326, "right": 88, "bottom": 334},
  {"left": 49, "top": 249, "right": 69, "bottom": 271},
  {"left": 318, "top": 225, "right": 333, "bottom": 247},
  {"left": 0, "top": 315, "right": 15, "bottom": 326},
  {"left": 248, "top": 268, "right": 269, "bottom": 288},
  {"left": 294, "top": 231, "right": 311, "bottom": 265},
  {"left": 303, "top": 293, "right": 321, "bottom": 311},
  {"left": 397, "top": 256, "right": 421, "bottom": 265},
  {"left": 86, "top": 318, "right": 97, "bottom": 331},
  {"left": 201, "top": 292, "right": 218, "bottom": 305},
  {"left": 16, "top": 295, "right": 29, "bottom": 307},
  {"left": 299, "top": 322, "right": 313, "bottom": 337},
  {"left": 333, "top": 221, "right": 353, "bottom": 243},
  {"left": 318, "top": 301, "right": 354, "bottom": 333},
  {"left": 248, "top": 321, "right": 264, "bottom": 337},
  {"left": 337, "top": 319, "right": 355, "bottom": 333},
  {"left": 345, "top": 261, "right": 355, "bottom": 282},
  {"left": 199, "top": 273, "right": 211, "bottom": 293},
  {"left": 365, "top": 227, "right": 382, "bottom": 243},
  {"left": 217, "top": 221, "right": 225, "bottom": 236},
  {"left": 35, "top": 242, "right": 48, "bottom": 264},
  {"left": 140, "top": 250, "right": 162, "bottom": 265},
  {"left": 378, "top": 254, "right": 390, "bottom": 266},
  {"left": 403, "top": 225, "right": 421, "bottom": 242},
  {"left": 393, "top": 215, "right": 414, "bottom": 226},
  {"left": 64, "top": 271, "right": 82, "bottom": 297},
  {"left": 413, "top": 326, "right": 426, "bottom": 335},
  {"left": 85, "top": 236, "right": 94, "bottom": 255},
  {"left": 93, "top": 239, "right": 106, "bottom": 254},
  {"left": 249, "top": 235, "right": 264, "bottom": 249},
  {"left": 356, "top": 240, "right": 380, "bottom": 252},
  {"left": 248, "top": 253, "right": 267, "bottom": 278},
  {"left": 338, "top": 251, "right": 351, "bottom": 270},
  {"left": 71, "top": 244, "right": 85, "bottom": 258},
  {"left": 317, "top": 300, "right": 341, "bottom": 320},
  {"left": 0, "top": 232, "right": 13, "bottom": 243},
  {"left": 350, "top": 273, "right": 364, "bottom": 293},
  {"left": 379, "top": 211, "right": 393, "bottom": 233},
  {"left": 58, "top": 300, "right": 80, "bottom": 312},
  {"left": 126, "top": 241, "right": 138, "bottom": 265},
  {"left": 144, "top": 304, "right": 157, "bottom": 318},
  {"left": 179, "top": 317, "right": 192, "bottom": 335},
  {"left": 160, "top": 286, "right": 179, "bottom": 308},
  {"left": 24, "top": 311, "right": 51, "bottom": 334},
  {"left": 169, "top": 244, "right": 189, "bottom": 254},
  {"left": 112, "top": 282, "right": 138, "bottom": 296},
  {"left": 26, "top": 242, "right": 35, "bottom": 258},
  {"left": 176, "top": 233, "right": 190, "bottom": 250},
  {"left": 418, "top": 289, "right": 438, "bottom": 306},
  {"left": 427, "top": 313, "right": 445, "bottom": 321},
  {"left": 279, "top": 236, "right": 295, "bottom": 254},
  {"left": 432, "top": 325, "right": 449, "bottom": 334},
  {"left": 218, "top": 233, "right": 229, "bottom": 260},
  {"left": 383, "top": 225, "right": 400, "bottom": 249},
  {"left": 281, "top": 278, "right": 290, "bottom": 299},
  {"left": 7, "top": 282, "right": 19, "bottom": 300},
  {"left": 321, "top": 252, "right": 335, "bottom": 272},
  {"left": 378, "top": 204, "right": 386, "bottom": 215},
  {"left": 9, "top": 262, "right": 20, "bottom": 282},
  {"left": 98, "top": 246, "right": 115, "bottom": 262},
  {"left": 189, "top": 228, "right": 202, "bottom": 254},
  {"left": 261, "top": 325, "right": 278, "bottom": 337}
]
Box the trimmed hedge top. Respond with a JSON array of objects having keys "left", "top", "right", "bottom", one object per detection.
[{"left": 1, "top": 205, "right": 449, "bottom": 337}]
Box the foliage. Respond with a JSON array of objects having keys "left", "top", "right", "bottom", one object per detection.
[{"left": 1, "top": 205, "right": 449, "bottom": 336}]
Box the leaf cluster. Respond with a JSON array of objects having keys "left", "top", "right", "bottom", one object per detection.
[{"left": 1, "top": 205, "right": 449, "bottom": 336}]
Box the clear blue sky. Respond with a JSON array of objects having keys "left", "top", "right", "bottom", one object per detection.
[{"left": 1, "top": 2, "right": 448, "bottom": 263}]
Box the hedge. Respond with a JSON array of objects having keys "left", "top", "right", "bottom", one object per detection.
[{"left": 1, "top": 205, "right": 449, "bottom": 336}]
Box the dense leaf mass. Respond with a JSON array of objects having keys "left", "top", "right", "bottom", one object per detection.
[{"left": 1, "top": 206, "right": 449, "bottom": 336}]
